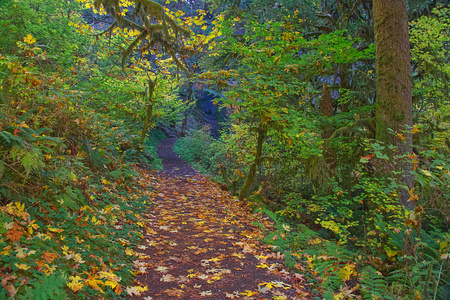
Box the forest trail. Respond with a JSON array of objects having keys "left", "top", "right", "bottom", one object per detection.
[{"left": 130, "top": 139, "right": 305, "bottom": 299}]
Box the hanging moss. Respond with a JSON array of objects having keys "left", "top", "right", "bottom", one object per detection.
[
  {"left": 121, "top": 29, "right": 148, "bottom": 69},
  {"left": 94, "top": 0, "right": 191, "bottom": 71}
]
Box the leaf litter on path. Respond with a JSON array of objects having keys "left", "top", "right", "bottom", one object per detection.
[{"left": 128, "top": 171, "right": 306, "bottom": 299}]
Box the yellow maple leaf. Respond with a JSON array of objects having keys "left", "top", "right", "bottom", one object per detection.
[
  {"left": 209, "top": 256, "right": 222, "bottom": 262},
  {"left": 282, "top": 223, "right": 291, "bottom": 232},
  {"left": 334, "top": 292, "right": 345, "bottom": 300},
  {"left": 125, "top": 248, "right": 135, "bottom": 256},
  {"left": 0, "top": 245, "right": 12, "bottom": 256},
  {"left": 137, "top": 285, "right": 148, "bottom": 292},
  {"left": 15, "top": 263, "right": 31, "bottom": 270},
  {"left": 48, "top": 227, "right": 64, "bottom": 233},
  {"left": 28, "top": 220, "right": 39, "bottom": 234},
  {"left": 23, "top": 34, "right": 36, "bottom": 44},
  {"left": 15, "top": 247, "right": 28, "bottom": 259},
  {"left": 241, "top": 290, "right": 258, "bottom": 296},
  {"left": 99, "top": 271, "right": 120, "bottom": 282},
  {"left": 85, "top": 275, "right": 104, "bottom": 293},
  {"left": 259, "top": 282, "right": 274, "bottom": 290},
  {"left": 105, "top": 280, "right": 118, "bottom": 289},
  {"left": 14, "top": 202, "right": 24, "bottom": 214},
  {"left": 67, "top": 275, "right": 84, "bottom": 292}
]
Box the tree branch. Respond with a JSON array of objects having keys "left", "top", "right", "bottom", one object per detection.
[{"left": 322, "top": 117, "right": 375, "bottom": 145}]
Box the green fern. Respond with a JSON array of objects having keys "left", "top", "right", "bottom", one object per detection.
[
  {"left": 259, "top": 207, "right": 284, "bottom": 229},
  {"left": 360, "top": 266, "right": 392, "bottom": 300},
  {"left": 20, "top": 272, "right": 67, "bottom": 300},
  {"left": 0, "top": 287, "right": 8, "bottom": 300},
  {"left": 0, "top": 130, "right": 26, "bottom": 147},
  {"left": 9, "top": 145, "right": 44, "bottom": 176}
]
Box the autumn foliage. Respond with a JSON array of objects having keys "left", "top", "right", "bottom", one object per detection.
[{"left": 1, "top": 0, "right": 449, "bottom": 299}]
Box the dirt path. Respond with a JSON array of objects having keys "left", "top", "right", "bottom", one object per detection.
[
  {"left": 156, "top": 138, "right": 198, "bottom": 177},
  {"left": 130, "top": 139, "right": 304, "bottom": 299}
]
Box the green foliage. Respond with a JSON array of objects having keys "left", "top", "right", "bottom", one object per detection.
[
  {"left": 174, "top": 125, "right": 214, "bottom": 173},
  {"left": 0, "top": 0, "right": 90, "bottom": 67},
  {"left": 359, "top": 266, "right": 391, "bottom": 300},
  {"left": 410, "top": 6, "right": 450, "bottom": 154},
  {"left": 21, "top": 272, "right": 67, "bottom": 300},
  {"left": 0, "top": 0, "right": 189, "bottom": 298},
  {"left": 199, "top": 11, "right": 375, "bottom": 199},
  {"left": 187, "top": 4, "right": 448, "bottom": 297}
]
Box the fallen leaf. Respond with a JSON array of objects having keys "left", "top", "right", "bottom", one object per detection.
[
  {"left": 200, "top": 290, "right": 213, "bottom": 296},
  {"left": 67, "top": 275, "right": 84, "bottom": 292},
  {"left": 15, "top": 263, "right": 31, "bottom": 270},
  {"left": 241, "top": 290, "right": 259, "bottom": 296},
  {"left": 160, "top": 274, "right": 175, "bottom": 282},
  {"left": 164, "top": 288, "right": 184, "bottom": 296},
  {"left": 41, "top": 251, "right": 58, "bottom": 263},
  {"left": 155, "top": 266, "right": 168, "bottom": 273}
]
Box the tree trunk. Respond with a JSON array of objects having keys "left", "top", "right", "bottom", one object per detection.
[
  {"left": 373, "top": 0, "right": 414, "bottom": 209},
  {"left": 181, "top": 82, "right": 193, "bottom": 137},
  {"left": 339, "top": 63, "right": 349, "bottom": 113},
  {"left": 140, "top": 78, "right": 157, "bottom": 144},
  {"left": 321, "top": 83, "right": 333, "bottom": 139},
  {"left": 238, "top": 125, "right": 266, "bottom": 201}
]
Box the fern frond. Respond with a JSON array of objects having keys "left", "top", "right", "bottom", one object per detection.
[{"left": 22, "top": 272, "right": 67, "bottom": 300}]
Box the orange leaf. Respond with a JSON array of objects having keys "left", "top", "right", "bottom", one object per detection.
[
  {"left": 114, "top": 284, "right": 123, "bottom": 294},
  {"left": 396, "top": 131, "right": 405, "bottom": 140},
  {"left": 6, "top": 226, "right": 23, "bottom": 242},
  {"left": 35, "top": 259, "right": 45, "bottom": 270},
  {"left": 363, "top": 154, "right": 374, "bottom": 160},
  {"left": 41, "top": 251, "right": 58, "bottom": 263}
]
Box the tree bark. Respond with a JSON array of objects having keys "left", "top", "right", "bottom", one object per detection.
[
  {"left": 373, "top": 0, "right": 414, "bottom": 209},
  {"left": 140, "top": 78, "right": 157, "bottom": 144},
  {"left": 238, "top": 125, "right": 266, "bottom": 201},
  {"left": 181, "top": 82, "right": 193, "bottom": 137},
  {"left": 321, "top": 83, "right": 333, "bottom": 139}
]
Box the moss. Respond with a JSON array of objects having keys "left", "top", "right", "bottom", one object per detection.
[
  {"left": 94, "top": 0, "right": 191, "bottom": 69},
  {"left": 135, "top": 0, "right": 164, "bottom": 19},
  {"left": 121, "top": 29, "right": 147, "bottom": 69},
  {"left": 1, "top": 75, "right": 12, "bottom": 105}
]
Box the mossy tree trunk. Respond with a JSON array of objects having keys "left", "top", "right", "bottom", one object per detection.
[
  {"left": 373, "top": 0, "right": 414, "bottom": 209},
  {"left": 321, "top": 83, "right": 333, "bottom": 139},
  {"left": 181, "top": 82, "right": 193, "bottom": 137},
  {"left": 140, "top": 78, "right": 156, "bottom": 144},
  {"left": 238, "top": 124, "right": 266, "bottom": 202},
  {"left": 339, "top": 63, "right": 349, "bottom": 113}
]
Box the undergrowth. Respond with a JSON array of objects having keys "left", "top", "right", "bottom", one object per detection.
[
  {"left": 175, "top": 126, "right": 450, "bottom": 299},
  {"left": 0, "top": 1, "right": 159, "bottom": 297}
]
